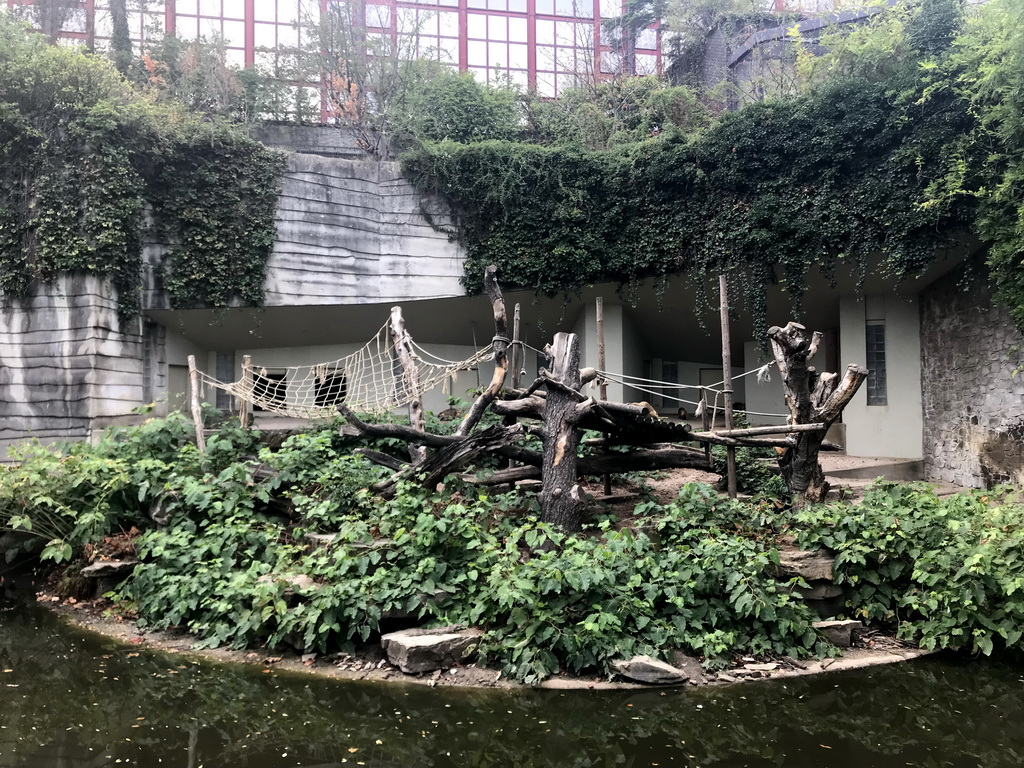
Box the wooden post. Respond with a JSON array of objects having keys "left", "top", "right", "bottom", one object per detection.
[
  {"left": 389, "top": 306, "right": 427, "bottom": 464},
  {"left": 719, "top": 276, "right": 737, "bottom": 498},
  {"left": 701, "top": 389, "right": 712, "bottom": 466},
  {"left": 507, "top": 303, "right": 523, "bottom": 491},
  {"left": 540, "top": 332, "right": 587, "bottom": 532},
  {"left": 457, "top": 266, "right": 509, "bottom": 437},
  {"left": 511, "top": 303, "right": 522, "bottom": 390},
  {"left": 187, "top": 355, "right": 206, "bottom": 454},
  {"left": 239, "top": 354, "right": 252, "bottom": 429},
  {"left": 596, "top": 297, "right": 612, "bottom": 497}
]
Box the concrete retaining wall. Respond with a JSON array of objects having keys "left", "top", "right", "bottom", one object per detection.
[{"left": 0, "top": 275, "right": 146, "bottom": 460}]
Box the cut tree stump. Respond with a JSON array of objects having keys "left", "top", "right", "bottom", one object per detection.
[
  {"left": 768, "top": 321, "right": 868, "bottom": 505},
  {"left": 540, "top": 332, "right": 587, "bottom": 532}
]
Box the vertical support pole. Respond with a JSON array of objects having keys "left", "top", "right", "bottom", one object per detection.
[
  {"left": 187, "top": 355, "right": 206, "bottom": 454},
  {"left": 701, "top": 388, "right": 711, "bottom": 467},
  {"left": 511, "top": 303, "right": 522, "bottom": 390},
  {"left": 596, "top": 297, "right": 611, "bottom": 496},
  {"left": 389, "top": 307, "right": 427, "bottom": 464},
  {"left": 719, "top": 275, "right": 737, "bottom": 498},
  {"left": 239, "top": 354, "right": 253, "bottom": 429},
  {"left": 508, "top": 303, "right": 523, "bottom": 491}
]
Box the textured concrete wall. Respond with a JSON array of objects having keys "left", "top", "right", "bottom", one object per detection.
[
  {"left": 0, "top": 275, "right": 145, "bottom": 460},
  {"left": 921, "top": 267, "right": 1024, "bottom": 488},
  {"left": 143, "top": 155, "right": 466, "bottom": 312},
  {"left": 7, "top": 155, "right": 468, "bottom": 455},
  {"left": 251, "top": 124, "right": 365, "bottom": 158}
]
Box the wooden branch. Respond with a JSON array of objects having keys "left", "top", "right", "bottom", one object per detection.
[
  {"left": 692, "top": 433, "right": 797, "bottom": 448},
  {"left": 338, "top": 404, "right": 458, "bottom": 447},
  {"left": 816, "top": 364, "right": 869, "bottom": 422},
  {"left": 456, "top": 265, "right": 508, "bottom": 437},
  {"left": 389, "top": 306, "right": 426, "bottom": 464},
  {"left": 353, "top": 448, "right": 407, "bottom": 472},
  {"left": 374, "top": 424, "right": 524, "bottom": 497},
  {"left": 697, "top": 423, "right": 827, "bottom": 438}
]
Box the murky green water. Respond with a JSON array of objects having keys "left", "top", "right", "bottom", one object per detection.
[{"left": 1, "top": 586, "right": 1023, "bottom": 768}]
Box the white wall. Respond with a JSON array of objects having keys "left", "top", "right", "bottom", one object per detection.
[
  {"left": 840, "top": 294, "right": 923, "bottom": 459},
  {"left": 742, "top": 341, "right": 787, "bottom": 426}
]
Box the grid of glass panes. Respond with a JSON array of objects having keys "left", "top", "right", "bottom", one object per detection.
[
  {"left": 385, "top": 3, "right": 460, "bottom": 67},
  {"left": 865, "top": 321, "right": 887, "bottom": 406},
  {"left": 173, "top": 0, "right": 247, "bottom": 66},
  {"left": 7, "top": 0, "right": 663, "bottom": 103},
  {"left": 597, "top": 0, "right": 659, "bottom": 77},
  {"left": 466, "top": 8, "right": 529, "bottom": 89},
  {"left": 249, "top": 0, "right": 321, "bottom": 121}
]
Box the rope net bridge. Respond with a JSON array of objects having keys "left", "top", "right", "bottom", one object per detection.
[{"left": 191, "top": 319, "right": 495, "bottom": 420}]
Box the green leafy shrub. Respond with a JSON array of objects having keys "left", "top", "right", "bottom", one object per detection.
[
  {"left": 792, "top": 481, "right": 1024, "bottom": 656},
  {"left": 0, "top": 442, "right": 135, "bottom": 563}
]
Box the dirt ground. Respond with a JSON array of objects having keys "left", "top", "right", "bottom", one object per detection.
[{"left": 42, "top": 592, "right": 933, "bottom": 692}]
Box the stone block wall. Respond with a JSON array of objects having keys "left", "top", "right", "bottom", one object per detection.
[
  {"left": 920, "top": 263, "right": 1024, "bottom": 488},
  {"left": 0, "top": 275, "right": 146, "bottom": 461}
]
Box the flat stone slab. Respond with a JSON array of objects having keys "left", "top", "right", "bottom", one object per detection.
[
  {"left": 813, "top": 619, "right": 863, "bottom": 647},
  {"left": 381, "top": 627, "right": 483, "bottom": 674},
  {"left": 611, "top": 655, "right": 689, "bottom": 685},
  {"left": 81, "top": 560, "right": 139, "bottom": 578},
  {"left": 777, "top": 548, "right": 835, "bottom": 582}
]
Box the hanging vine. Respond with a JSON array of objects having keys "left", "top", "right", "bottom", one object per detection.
[
  {"left": 0, "top": 19, "right": 284, "bottom": 319},
  {"left": 402, "top": 75, "right": 975, "bottom": 338}
]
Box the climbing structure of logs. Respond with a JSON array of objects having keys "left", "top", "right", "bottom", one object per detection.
[{"left": 338, "top": 267, "right": 868, "bottom": 530}]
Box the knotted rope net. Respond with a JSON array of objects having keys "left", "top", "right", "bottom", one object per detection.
[{"left": 194, "top": 321, "right": 494, "bottom": 418}]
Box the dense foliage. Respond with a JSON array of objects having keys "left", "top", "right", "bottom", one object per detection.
[
  {"left": 1, "top": 416, "right": 831, "bottom": 682},
  {"left": 793, "top": 482, "right": 1024, "bottom": 657},
  {"left": 0, "top": 16, "right": 284, "bottom": 315},
  {"left": 6, "top": 415, "right": 1024, "bottom": 683},
  {"left": 402, "top": 0, "right": 1024, "bottom": 334}
]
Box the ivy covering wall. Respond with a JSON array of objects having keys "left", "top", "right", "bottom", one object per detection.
[
  {"left": 401, "top": 0, "right": 1024, "bottom": 335},
  {"left": 0, "top": 18, "right": 284, "bottom": 318}
]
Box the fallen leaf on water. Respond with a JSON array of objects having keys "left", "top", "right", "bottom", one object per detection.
[
  {"left": 348, "top": 747, "right": 359, "bottom": 753},
  {"left": 820, "top": 745, "right": 832, "bottom": 749}
]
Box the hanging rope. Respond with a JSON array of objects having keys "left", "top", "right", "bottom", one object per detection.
[{"left": 194, "top": 321, "right": 495, "bottom": 418}]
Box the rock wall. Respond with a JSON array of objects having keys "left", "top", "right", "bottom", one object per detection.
[
  {"left": 920, "top": 263, "right": 1024, "bottom": 488},
  {"left": 0, "top": 275, "right": 147, "bottom": 461},
  {"left": 143, "top": 155, "right": 466, "bottom": 311}
]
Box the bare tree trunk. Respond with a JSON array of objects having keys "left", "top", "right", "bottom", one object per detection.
[
  {"left": 540, "top": 333, "right": 587, "bottom": 532},
  {"left": 768, "top": 322, "right": 868, "bottom": 506},
  {"left": 389, "top": 306, "right": 426, "bottom": 463},
  {"left": 456, "top": 265, "right": 509, "bottom": 436}
]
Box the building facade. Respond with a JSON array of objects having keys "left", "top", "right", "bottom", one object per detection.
[{"left": 4, "top": 0, "right": 661, "bottom": 100}]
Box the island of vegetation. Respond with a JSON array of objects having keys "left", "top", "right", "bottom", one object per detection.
[{"left": 2, "top": 0, "right": 1024, "bottom": 685}]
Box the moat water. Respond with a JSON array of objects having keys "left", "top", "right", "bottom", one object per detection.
[{"left": 1, "top": 587, "right": 1022, "bottom": 768}]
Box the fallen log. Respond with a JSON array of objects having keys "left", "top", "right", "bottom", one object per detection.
[
  {"left": 338, "top": 404, "right": 457, "bottom": 448},
  {"left": 353, "top": 448, "right": 407, "bottom": 472},
  {"left": 469, "top": 447, "right": 714, "bottom": 486}
]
